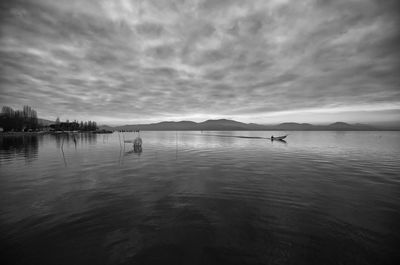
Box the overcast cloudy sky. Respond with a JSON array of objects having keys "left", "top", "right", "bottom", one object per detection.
[{"left": 0, "top": 0, "right": 399, "bottom": 125}]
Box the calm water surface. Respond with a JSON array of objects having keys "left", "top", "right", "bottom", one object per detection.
[{"left": 0, "top": 131, "right": 399, "bottom": 264}]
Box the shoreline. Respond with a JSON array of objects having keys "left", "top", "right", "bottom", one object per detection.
[
  {"left": 0, "top": 131, "right": 51, "bottom": 136},
  {"left": 0, "top": 131, "right": 112, "bottom": 136},
  {"left": 0, "top": 130, "right": 398, "bottom": 137}
]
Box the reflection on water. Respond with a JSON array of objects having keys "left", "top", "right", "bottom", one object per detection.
[
  {"left": 53, "top": 133, "right": 98, "bottom": 149},
  {"left": 0, "top": 131, "right": 399, "bottom": 265},
  {"left": 272, "top": 139, "right": 287, "bottom": 144},
  {"left": 133, "top": 144, "right": 143, "bottom": 154},
  {"left": 0, "top": 135, "right": 39, "bottom": 162}
]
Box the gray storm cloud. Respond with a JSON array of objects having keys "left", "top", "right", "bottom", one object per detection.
[{"left": 0, "top": 0, "right": 399, "bottom": 124}]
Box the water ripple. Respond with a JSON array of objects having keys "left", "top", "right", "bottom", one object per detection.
[{"left": 1, "top": 131, "right": 399, "bottom": 264}]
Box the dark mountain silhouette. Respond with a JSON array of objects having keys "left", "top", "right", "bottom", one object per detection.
[
  {"left": 274, "top": 122, "right": 315, "bottom": 130},
  {"left": 326, "top": 122, "right": 375, "bottom": 131},
  {"left": 97, "top": 125, "right": 115, "bottom": 131},
  {"left": 38, "top": 118, "right": 54, "bottom": 126},
  {"left": 197, "top": 119, "right": 250, "bottom": 130},
  {"left": 99, "top": 119, "right": 382, "bottom": 131},
  {"left": 111, "top": 121, "right": 198, "bottom": 131}
]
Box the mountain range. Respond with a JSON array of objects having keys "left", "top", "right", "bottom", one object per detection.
[{"left": 99, "top": 119, "right": 384, "bottom": 131}]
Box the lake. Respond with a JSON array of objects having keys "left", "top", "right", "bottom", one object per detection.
[{"left": 0, "top": 131, "right": 399, "bottom": 265}]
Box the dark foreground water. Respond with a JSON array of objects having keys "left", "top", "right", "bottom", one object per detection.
[{"left": 0, "top": 131, "right": 399, "bottom": 265}]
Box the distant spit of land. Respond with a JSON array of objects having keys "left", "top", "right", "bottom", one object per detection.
[
  {"left": 2, "top": 119, "right": 398, "bottom": 135},
  {"left": 98, "top": 119, "right": 399, "bottom": 131}
]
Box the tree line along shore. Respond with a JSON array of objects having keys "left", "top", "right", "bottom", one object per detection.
[{"left": 0, "top": 105, "right": 111, "bottom": 135}]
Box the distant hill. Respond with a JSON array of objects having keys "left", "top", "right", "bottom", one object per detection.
[
  {"left": 98, "top": 125, "right": 115, "bottom": 131},
  {"left": 109, "top": 121, "right": 198, "bottom": 131},
  {"left": 100, "top": 119, "right": 383, "bottom": 131},
  {"left": 274, "top": 122, "right": 315, "bottom": 130},
  {"left": 38, "top": 118, "right": 54, "bottom": 126},
  {"left": 197, "top": 119, "right": 250, "bottom": 130},
  {"left": 326, "top": 122, "right": 375, "bottom": 131}
]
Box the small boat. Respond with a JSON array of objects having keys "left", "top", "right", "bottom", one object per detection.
[{"left": 271, "top": 135, "right": 287, "bottom": 141}]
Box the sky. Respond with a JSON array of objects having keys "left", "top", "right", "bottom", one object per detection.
[{"left": 0, "top": 0, "right": 399, "bottom": 125}]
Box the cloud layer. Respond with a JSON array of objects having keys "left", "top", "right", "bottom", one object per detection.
[{"left": 1, "top": 0, "right": 399, "bottom": 124}]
